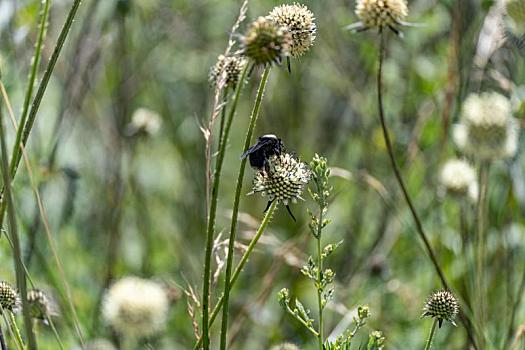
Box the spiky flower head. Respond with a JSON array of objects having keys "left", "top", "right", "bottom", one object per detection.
[
  {"left": 242, "top": 16, "right": 291, "bottom": 66},
  {"left": 27, "top": 289, "right": 57, "bottom": 323},
  {"left": 251, "top": 153, "right": 311, "bottom": 205},
  {"left": 0, "top": 281, "right": 20, "bottom": 313},
  {"left": 454, "top": 92, "right": 519, "bottom": 161},
  {"left": 268, "top": 3, "right": 316, "bottom": 57},
  {"left": 102, "top": 276, "right": 169, "bottom": 337},
  {"left": 209, "top": 55, "right": 247, "bottom": 88},
  {"left": 270, "top": 343, "right": 300, "bottom": 350},
  {"left": 355, "top": 0, "right": 408, "bottom": 30},
  {"left": 439, "top": 159, "right": 477, "bottom": 198},
  {"left": 422, "top": 290, "right": 459, "bottom": 328}
]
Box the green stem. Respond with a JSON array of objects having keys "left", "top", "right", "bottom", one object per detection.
[
  {"left": 0, "top": 107, "right": 36, "bottom": 349},
  {"left": 10, "top": 0, "right": 52, "bottom": 181},
  {"left": 0, "top": 0, "right": 83, "bottom": 226},
  {"left": 424, "top": 319, "right": 438, "bottom": 350},
  {"left": 201, "top": 64, "right": 249, "bottom": 350},
  {"left": 284, "top": 304, "right": 320, "bottom": 337},
  {"left": 475, "top": 162, "right": 489, "bottom": 348},
  {"left": 376, "top": 32, "right": 449, "bottom": 289},
  {"left": 219, "top": 65, "right": 271, "bottom": 350},
  {"left": 316, "top": 212, "right": 324, "bottom": 350},
  {"left": 8, "top": 313, "right": 25, "bottom": 350},
  {"left": 194, "top": 201, "right": 277, "bottom": 350}
]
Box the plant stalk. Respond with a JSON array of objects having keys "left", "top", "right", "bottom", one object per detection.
[
  {"left": 195, "top": 200, "right": 277, "bottom": 350},
  {"left": 316, "top": 212, "right": 324, "bottom": 350},
  {"left": 424, "top": 319, "right": 438, "bottom": 350},
  {"left": 219, "top": 65, "right": 271, "bottom": 350},
  {"left": 201, "top": 64, "right": 250, "bottom": 350}
]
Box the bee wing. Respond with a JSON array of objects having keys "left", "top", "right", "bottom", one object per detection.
[{"left": 240, "top": 139, "right": 273, "bottom": 159}]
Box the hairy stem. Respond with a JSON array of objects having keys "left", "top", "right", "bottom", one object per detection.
[
  {"left": 424, "top": 319, "right": 438, "bottom": 350},
  {"left": 195, "top": 201, "right": 277, "bottom": 350},
  {"left": 316, "top": 212, "right": 324, "bottom": 350},
  {"left": 201, "top": 64, "right": 251, "bottom": 349},
  {"left": 219, "top": 65, "right": 271, "bottom": 350}
]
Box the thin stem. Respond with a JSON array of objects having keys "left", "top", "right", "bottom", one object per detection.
[
  {"left": 201, "top": 64, "right": 250, "bottom": 350},
  {"left": 376, "top": 32, "right": 449, "bottom": 289},
  {"left": 0, "top": 0, "right": 83, "bottom": 225},
  {"left": 0, "top": 323, "right": 6, "bottom": 350},
  {"left": 10, "top": 0, "right": 52, "bottom": 181},
  {"left": 194, "top": 201, "right": 277, "bottom": 350},
  {"left": 0, "top": 108, "right": 36, "bottom": 349},
  {"left": 219, "top": 65, "right": 271, "bottom": 350},
  {"left": 284, "top": 304, "right": 320, "bottom": 337},
  {"left": 424, "top": 319, "right": 438, "bottom": 350},
  {"left": 475, "top": 162, "right": 489, "bottom": 349},
  {"left": 8, "top": 313, "right": 24, "bottom": 350},
  {"left": 316, "top": 212, "right": 324, "bottom": 350}
]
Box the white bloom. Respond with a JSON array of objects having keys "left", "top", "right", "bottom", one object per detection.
[
  {"left": 355, "top": 0, "right": 408, "bottom": 29},
  {"left": 454, "top": 92, "right": 519, "bottom": 161},
  {"left": 102, "top": 277, "right": 169, "bottom": 337},
  {"left": 440, "top": 159, "right": 477, "bottom": 197},
  {"left": 130, "top": 108, "right": 162, "bottom": 136}
]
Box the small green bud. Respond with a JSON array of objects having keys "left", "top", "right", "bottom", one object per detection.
[
  {"left": 367, "top": 330, "right": 385, "bottom": 350},
  {"left": 358, "top": 305, "right": 370, "bottom": 321}
]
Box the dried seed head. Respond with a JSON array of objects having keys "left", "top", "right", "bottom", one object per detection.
[
  {"left": 439, "top": 159, "right": 477, "bottom": 198},
  {"left": 242, "top": 17, "right": 291, "bottom": 66},
  {"left": 209, "top": 55, "right": 247, "bottom": 88},
  {"left": 0, "top": 281, "right": 20, "bottom": 313},
  {"left": 27, "top": 289, "right": 57, "bottom": 323},
  {"left": 422, "top": 290, "right": 459, "bottom": 328},
  {"left": 355, "top": 0, "right": 408, "bottom": 30},
  {"left": 268, "top": 3, "right": 316, "bottom": 57},
  {"left": 251, "top": 153, "right": 311, "bottom": 205},
  {"left": 270, "top": 343, "right": 300, "bottom": 350},
  {"left": 102, "top": 277, "right": 169, "bottom": 337},
  {"left": 454, "top": 92, "right": 519, "bottom": 161}
]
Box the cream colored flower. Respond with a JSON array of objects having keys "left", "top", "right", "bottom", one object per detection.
[
  {"left": 439, "top": 159, "right": 477, "bottom": 197},
  {"left": 102, "top": 277, "right": 169, "bottom": 337},
  {"left": 355, "top": 0, "right": 408, "bottom": 30}
]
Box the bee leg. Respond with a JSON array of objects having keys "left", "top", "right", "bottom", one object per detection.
[
  {"left": 287, "top": 57, "right": 292, "bottom": 74},
  {"left": 263, "top": 199, "right": 274, "bottom": 213},
  {"left": 285, "top": 205, "right": 296, "bottom": 222}
]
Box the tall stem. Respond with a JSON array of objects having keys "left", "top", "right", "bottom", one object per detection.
[
  {"left": 424, "top": 319, "right": 438, "bottom": 350},
  {"left": 376, "top": 32, "right": 449, "bottom": 289},
  {"left": 316, "top": 219, "right": 324, "bottom": 350},
  {"left": 219, "top": 65, "right": 271, "bottom": 350},
  {"left": 195, "top": 201, "right": 277, "bottom": 350},
  {"left": 8, "top": 313, "right": 25, "bottom": 350},
  {"left": 475, "top": 162, "right": 489, "bottom": 349},
  {"left": 0, "top": 0, "right": 83, "bottom": 226},
  {"left": 0, "top": 107, "right": 36, "bottom": 349},
  {"left": 10, "top": 0, "right": 52, "bottom": 182},
  {"left": 201, "top": 64, "right": 250, "bottom": 350}
]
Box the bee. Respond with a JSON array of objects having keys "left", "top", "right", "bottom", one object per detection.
[{"left": 240, "top": 134, "right": 284, "bottom": 171}]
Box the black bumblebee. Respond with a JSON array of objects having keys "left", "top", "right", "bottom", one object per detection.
[{"left": 241, "top": 134, "right": 284, "bottom": 171}]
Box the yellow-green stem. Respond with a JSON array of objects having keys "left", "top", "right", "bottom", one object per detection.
[
  {"left": 195, "top": 201, "right": 277, "bottom": 350},
  {"left": 201, "top": 64, "right": 250, "bottom": 350},
  {"left": 424, "top": 319, "right": 438, "bottom": 350},
  {"left": 316, "top": 211, "right": 324, "bottom": 350},
  {"left": 219, "top": 65, "right": 271, "bottom": 350},
  {"left": 8, "top": 313, "right": 25, "bottom": 350}
]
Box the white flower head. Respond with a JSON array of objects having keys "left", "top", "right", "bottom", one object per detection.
[
  {"left": 355, "top": 0, "right": 408, "bottom": 30},
  {"left": 454, "top": 92, "right": 519, "bottom": 161},
  {"left": 102, "top": 277, "right": 169, "bottom": 338},
  {"left": 439, "top": 159, "right": 477, "bottom": 197},
  {"left": 130, "top": 108, "right": 162, "bottom": 136},
  {"left": 251, "top": 153, "right": 311, "bottom": 205}
]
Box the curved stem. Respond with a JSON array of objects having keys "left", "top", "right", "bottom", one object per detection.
[
  {"left": 219, "top": 65, "right": 271, "bottom": 350},
  {"left": 201, "top": 64, "right": 250, "bottom": 350},
  {"left": 424, "top": 319, "right": 438, "bottom": 350},
  {"left": 10, "top": 0, "right": 52, "bottom": 181},
  {"left": 376, "top": 32, "right": 449, "bottom": 289},
  {"left": 195, "top": 201, "right": 277, "bottom": 350}
]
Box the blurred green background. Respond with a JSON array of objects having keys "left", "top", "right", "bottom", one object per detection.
[{"left": 1, "top": 0, "right": 524, "bottom": 348}]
